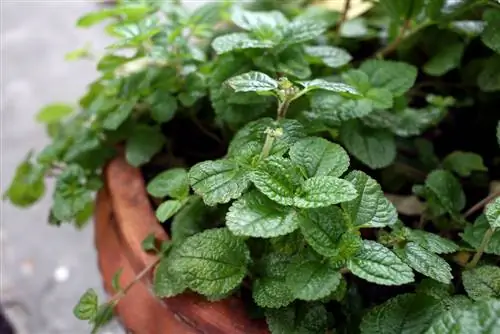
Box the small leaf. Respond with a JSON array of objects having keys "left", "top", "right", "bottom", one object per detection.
[
  {"left": 309, "top": 91, "right": 373, "bottom": 123},
  {"left": 141, "top": 233, "right": 157, "bottom": 252},
  {"left": 304, "top": 45, "right": 352, "bottom": 68},
  {"left": 227, "top": 71, "right": 278, "bottom": 93},
  {"left": 286, "top": 258, "right": 341, "bottom": 301},
  {"left": 298, "top": 79, "right": 360, "bottom": 96},
  {"left": 4, "top": 158, "right": 45, "bottom": 207},
  {"left": 423, "top": 41, "right": 465, "bottom": 77},
  {"left": 171, "top": 197, "right": 214, "bottom": 243},
  {"left": 226, "top": 190, "right": 300, "bottom": 238},
  {"left": 405, "top": 229, "right": 459, "bottom": 254},
  {"left": 170, "top": 228, "right": 249, "bottom": 296},
  {"left": 443, "top": 151, "right": 487, "bottom": 177},
  {"left": 111, "top": 269, "right": 123, "bottom": 292},
  {"left": 347, "top": 240, "right": 414, "bottom": 285},
  {"left": 462, "top": 265, "right": 500, "bottom": 301},
  {"left": 189, "top": 159, "right": 250, "bottom": 206},
  {"left": 125, "top": 125, "right": 165, "bottom": 167},
  {"left": 231, "top": 7, "right": 288, "bottom": 31},
  {"left": 424, "top": 170, "right": 466, "bottom": 214},
  {"left": 91, "top": 303, "right": 115, "bottom": 333},
  {"left": 359, "top": 60, "right": 417, "bottom": 96},
  {"left": 481, "top": 9, "right": 500, "bottom": 54},
  {"left": 150, "top": 94, "right": 178, "bottom": 123},
  {"left": 399, "top": 242, "right": 453, "bottom": 284},
  {"left": 282, "top": 19, "right": 328, "bottom": 45},
  {"left": 211, "top": 32, "right": 276, "bottom": 55},
  {"left": 485, "top": 197, "right": 500, "bottom": 228},
  {"left": 360, "top": 293, "right": 444, "bottom": 334},
  {"left": 156, "top": 200, "right": 183, "bottom": 222},
  {"left": 478, "top": 55, "right": 500, "bottom": 92},
  {"left": 147, "top": 168, "right": 189, "bottom": 199},
  {"left": 36, "top": 103, "right": 73, "bottom": 123},
  {"left": 340, "top": 120, "right": 396, "bottom": 169},
  {"left": 365, "top": 88, "right": 394, "bottom": 109},
  {"left": 294, "top": 176, "right": 358, "bottom": 208},
  {"left": 342, "top": 170, "right": 398, "bottom": 228},
  {"left": 265, "top": 304, "right": 328, "bottom": 334},
  {"left": 154, "top": 256, "right": 187, "bottom": 298},
  {"left": 289, "top": 137, "right": 350, "bottom": 178},
  {"left": 461, "top": 215, "right": 500, "bottom": 255},
  {"left": 73, "top": 289, "right": 98, "bottom": 320}
]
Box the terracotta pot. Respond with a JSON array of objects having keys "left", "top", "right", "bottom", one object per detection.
[{"left": 94, "top": 155, "right": 269, "bottom": 334}]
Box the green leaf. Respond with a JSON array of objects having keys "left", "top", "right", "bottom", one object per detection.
[
  {"left": 275, "top": 45, "right": 311, "bottom": 79},
  {"left": 365, "top": 88, "right": 394, "bottom": 109},
  {"left": 424, "top": 170, "right": 466, "bottom": 214},
  {"left": 265, "top": 303, "right": 327, "bottom": 334},
  {"left": 304, "top": 45, "right": 352, "bottom": 68},
  {"left": 4, "top": 157, "right": 45, "bottom": 207},
  {"left": 77, "top": 5, "right": 149, "bottom": 27},
  {"left": 478, "top": 55, "right": 500, "bottom": 92},
  {"left": 359, "top": 60, "right": 417, "bottom": 96},
  {"left": 309, "top": 91, "right": 374, "bottom": 123},
  {"left": 231, "top": 7, "right": 288, "bottom": 31},
  {"left": 102, "top": 100, "right": 135, "bottom": 130},
  {"left": 91, "top": 303, "right": 114, "bottom": 334},
  {"left": 73, "top": 289, "right": 98, "bottom": 320},
  {"left": 189, "top": 159, "right": 250, "bottom": 206},
  {"left": 297, "top": 79, "right": 360, "bottom": 95},
  {"left": 171, "top": 197, "right": 214, "bottom": 243},
  {"left": 150, "top": 94, "right": 177, "bottom": 123},
  {"left": 155, "top": 200, "right": 183, "bottom": 223},
  {"left": 340, "top": 120, "right": 396, "bottom": 169},
  {"left": 141, "top": 233, "right": 156, "bottom": 252},
  {"left": 170, "top": 228, "right": 249, "bottom": 296},
  {"left": 342, "top": 170, "right": 398, "bottom": 228},
  {"left": 226, "top": 190, "right": 300, "bottom": 238},
  {"left": 36, "top": 103, "right": 73, "bottom": 123},
  {"left": 111, "top": 269, "right": 123, "bottom": 292},
  {"left": 443, "top": 151, "right": 487, "bottom": 177},
  {"left": 211, "top": 32, "right": 276, "bottom": 55},
  {"left": 404, "top": 228, "right": 459, "bottom": 254},
  {"left": 227, "top": 71, "right": 278, "bottom": 93},
  {"left": 286, "top": 258, "right": 341, "bottom": 301},
  {"left": 282, "top": 19, "right": 328, "bottom": 45},
  {"left": 153, "top": 256, "right": 187, "bottom": 298},
  {"left": 147, "top": 168, "right": 189, "bottom": 199},
  {"left": 481, "top": 9, "right": 500, "bottom": 54},
  {"left": 425, "top": 299, "right": 500, "bottom": 334},
  {"left": 289, "top": 137, "right": 350, "bottom": 178},
  {"left": 399, "top": 242, "right": 453, "bottom": 284},
  {"left": 462, "top": 265, "right": 500, "bottom": 301},
  {"left": 360, "top": 293, "right": 444, "bottom": 334},
  {"left": 295, "top": 176, "right": 358, "bottom": 208},
  {"left": 423, "top": 41, "right": 465, "bottom": 76},
  {"left": 347, "top": 240, "right": 414, "bottom": 285},
  {"left": 461, "top": 215, "right": 500, "bottom": 255},
  {"left": 298, "top": 206, "right": 350, "bottom": 258},
  {"left": 485, "top": 197, "right": 500, "bottom": 229},
  {"left": 125, "top": 125, "right": 165, "bottom": 167}
]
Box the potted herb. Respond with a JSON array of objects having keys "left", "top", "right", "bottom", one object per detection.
[{"left": 5, "top": 0, "right": 500, "bottom": 333}]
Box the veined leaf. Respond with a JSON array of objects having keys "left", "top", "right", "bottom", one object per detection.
[
  {"left": 485, "top": 197, "right": 500, "bottom": 228},
  {"left": 461, "top": 215, "right": 500, "bottom": 255},
  {"left": 265, "top": 303, "right": 327, "bottom": 334},
  {"left": 359, "top": 60, "right": 417, "bottom": 96},
  {"left": 443, "top": 151, "right": 487, "bottom": 177},
  {"left": 462, "top": 265, "right": 500, "bottom": 301},
  {"left": 294, "top": 176, "right": 358, "bottom": 208},
  {"left": 304, "top": 45, "right": 352, "bottom": 68},
  {"left": 227, "top": 71, "right": 278, "bottom": 93},
  {"left": 211, "top": 32, "right": 276, "bottom": 54},
  {"left": 147, "top": 168, "right": 189, "bottom": 199},
  {"left": 297, "top": 79, "right": 359, "bottom": 95},
  {"left": 405, "top": 229, "right": 459, "bottom": 254},
  {"left": 231, "top": 7, "right": 288, "bottom": 31}
]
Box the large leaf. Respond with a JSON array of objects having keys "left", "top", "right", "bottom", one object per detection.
[
  {"left": 309, "top": 91, "right": 374, "bottom": 123},
  {"left": 347, "top": 240, "right": 414, "bottom": 285},
  {"left": 227, "top": 71, "right": 278, "bottom": 93},
  {"left": 147, "top": 168, "right": 189, "bottom": 199},
  {"left": 265, "top": 303, "right": 327, "bottom": 334},
  {"left": 443, "top": 151, "right": 487, "bottom": 177},
  {"left": 304, "top": 45, "right": 352, "bottom": 68},
  {"left": 171, "top": 197, "right": 214, "bottom": 243},
  {"left": 189, "top": 159, "right": 250, "bottom": 206},
  {"left": 342, "top": 170, "right": 398, "bottom": 228},
  {"left": 481, "top": 9, "right": 500, "bottom": 54},
  {"left": 226, "top": 190, "right": 300, "bottom": 238},
  {"left": 289, "top": 137, "right": 350, "bottom": 178},
  {"left": 485, "top": 197, "right": 500, "bottom": 228},
  {"left": 211, "top": 32, "right": 276, "bottom": 54},
  {"left": 282, "top": 19, "right": 328, "bottom": 45},
  {"left": 231, "top": 7, "right": 288, "bottom": 31},
  {"left": 153, "top": 256, "right": 187, "bottom": 298},
  {"left": 4, "top": 157, "right": 45, "bottom": 207},
  {"left": 294, "top": 176, "right": 358, "bottom": 208},
  {"left": 404, "top": 228, "right": 459, "bottom": 254},
  {"left": 170, "top": 228, "right": 249, "bottom": 296},
  {"left": 462, "top": 265, "right": 500, "bottom": 301},
  {"left": 340, "top": 120, "right": 396, "bottom": 169},
  {"left": 125, "top": 125, "right": 165, "bottom": 167},
  {"left": 423, "top": 41, "right": 465, "bottom": 76},
  {"left": 359, "top": 60, "right": 417, "bottom": 96}
]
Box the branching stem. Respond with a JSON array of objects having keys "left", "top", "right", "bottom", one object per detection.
[
  {"left": 336, "top": 0, "right": 351, "bottom": 35},
  {"left": 464, "top": 190, "right": 500, "bottom": 218},
  {"left": 376, "top": 19, "right": 411, "bottom": 58},
  {"left": 467, "top": 227, "right": 495, "bottom": 268}
]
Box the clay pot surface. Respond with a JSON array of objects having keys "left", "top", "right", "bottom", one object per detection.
[{"left": 95, "top": 155, "right": 269, "bottom": 334}]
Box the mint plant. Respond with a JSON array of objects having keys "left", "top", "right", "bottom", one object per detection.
[{"left": 4, "top": 0, "right": 500, "bottom": 333}]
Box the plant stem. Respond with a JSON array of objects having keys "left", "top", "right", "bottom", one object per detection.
[
  {"left": 467, "top": 227, "right": 495, "bottom": 268},
  {"left": 376, "top": 19, "right": 411, "bottom": 58},
  {"left": 336, "top": 0, "right": 351, "bottom": 35},
  {"left": 277, "top": 99, "right": 291, "bottom": 120},
  {"left": 464, "top": 191, "right": 500, "bottom": 218},
  {"left": 260, "top": 134, "right": 275, "bottom": 160}
]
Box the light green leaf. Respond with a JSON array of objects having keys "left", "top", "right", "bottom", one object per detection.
[
  {"left": 485, "top": 197, "right": 500, "bottom": 228},
  {"left": 155, "top": 200, "right": 183, "bottom": 223},
  {"left": 340, "top": 120, "right": 396, "bottom": 169},
  {"left": 424, "top": 41, "right": 465, "bottom": 76},
  {"left": 36, "top": 103, "right": 73, "bottom": 123},
  {"left": 189, "top": 159, "right": 250, "bottom": 206},
  {"left": 304, "top": 45, "right": 352, "bottom": 68},
  {"left": 481, "top": 9, "right": 500, "bottom": 54},
  {"left": 347, "top": 240, "right": 414, "bottom": 285},
  {"left": 265, "top": 304, "right": 327, "bottom": 334},
  {"left": 4, "top": 157, "right": 45, "bottom": 207},
  {"left": 342, "top": 170, "right": 397, "bottom": 228},
  {"left": 153, "top": 256, "right": 187, "bottom": 298},
  {"left": 443, "top": 151, "right": 487, "bottom": 177},
  {"left": 170, "top": 228, "right": 249, "bottom": 296},
  {"left": 125, "top": 125, "right": 165, "bottom": 167},
  {"left": 309, "top": 91, "right": 373, "bottom": 123},
  {"left": 289, "top": 137, "right": 350, "bottom": 178},
  {"left": 298, "top": 206, "right": 350, "bottom": 258},
  {"left": 73, "top": 289, "right": 98, "bottom": 320},
  {"left": 231, "top": 7, "right": 288, "bottom": 31},
  {"left": 365, "top": 88, "right": 394, "bottom": 109},
  {"left": 282, "top": 19, "right": 328, "bottom": 45},
  {"left": 425, "top": 299, "right": 500, "bottom": 334},
  {"left": 211, "top": 32, "right": 276, "bottom": 54},
  {"left": 294, "top": 176, "right": 358, "bottom": 208},
  {"left": 404, "top": 228, "right": 459, "bottom": 254},
  {"left": 147, "top": 168, "right": 189, "bottom": 199},
  {"left": 424, "top": 170, "right": 466, "bottom": 214},
  {"left": 297, "top": 79, "right": 359, "bottom": 95},
  {"left": 227, "top": 71, "right": 278, "bottom": 93},
  {"left": 360, "top": 293, "right": 444, "bottom": 334},
  {"left": 359, "top": 60, "right": 417, "bottom": 96},
  {"left": 462, "top": 265, "right": 500, "bottom": 301},
  {"left": 226, "top": 190, "right": 300, "bottom": 238},
  {"left": 399, "top": 242, "right": 453, "bottom": 284},
  {"left": 77, "top": 5, "right": 149, "bottom": 27},
  {"left": 286, "top": 259, "right": 341, "bottom": 301},
  {"left": 461, "top": 215, "right": 500, "bottom": 255},
  {"left": 150, "top": 94, "right": 178, "bottom": 123}
]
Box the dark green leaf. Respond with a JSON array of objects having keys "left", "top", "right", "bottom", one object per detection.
[
  {"left": 125, "top": 125, "right": 165, "bottom": 167},
  {"left": 443, "top": 151, "right": 488, "bottom": 177},
  {"left": 478, "top": 55, "right": 500, "bottom": 92},
  {"left": 294, "top": 175, "right": 358, "bottom": 208},
  {"left": 171, "top": 197, "right": 214, "bottom": 244},
  {"left": 73, "top": 289, "right": 98, "bottom": 321},
  {"left": 481, "top": 9, "right": 500, "bottom": 54},
  {"left": 399, "top": 242, "right": 453, "bottom": 284},
  {"left": 359, "top": 60, "right": 417, "bottom": 96},
  {"left": 147, "top": 168, "right": 189, "bottom": 199},
  {"left": 91, "top": 303, "right": 114, "bottom": 333},
  {"left": 424, "top": 169, "right": 466, "bottom": 214},
  {"left": 265, "top": 304, "right": 328, "bottom": 334},
  {"left": 405, "top": 228, "right": 459, "bottom": 254},
  {"left": 461, "top": 215, "right": 500, "bottom": 255},
  {"left": 150, "top": 94, "right": 178, "bottom": 123},
  {"left": 462, "top": 265, "right": 500, "bottom": 301},
  {"left": 141, "top": 233, "right": 157, "bottom": 252}
]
